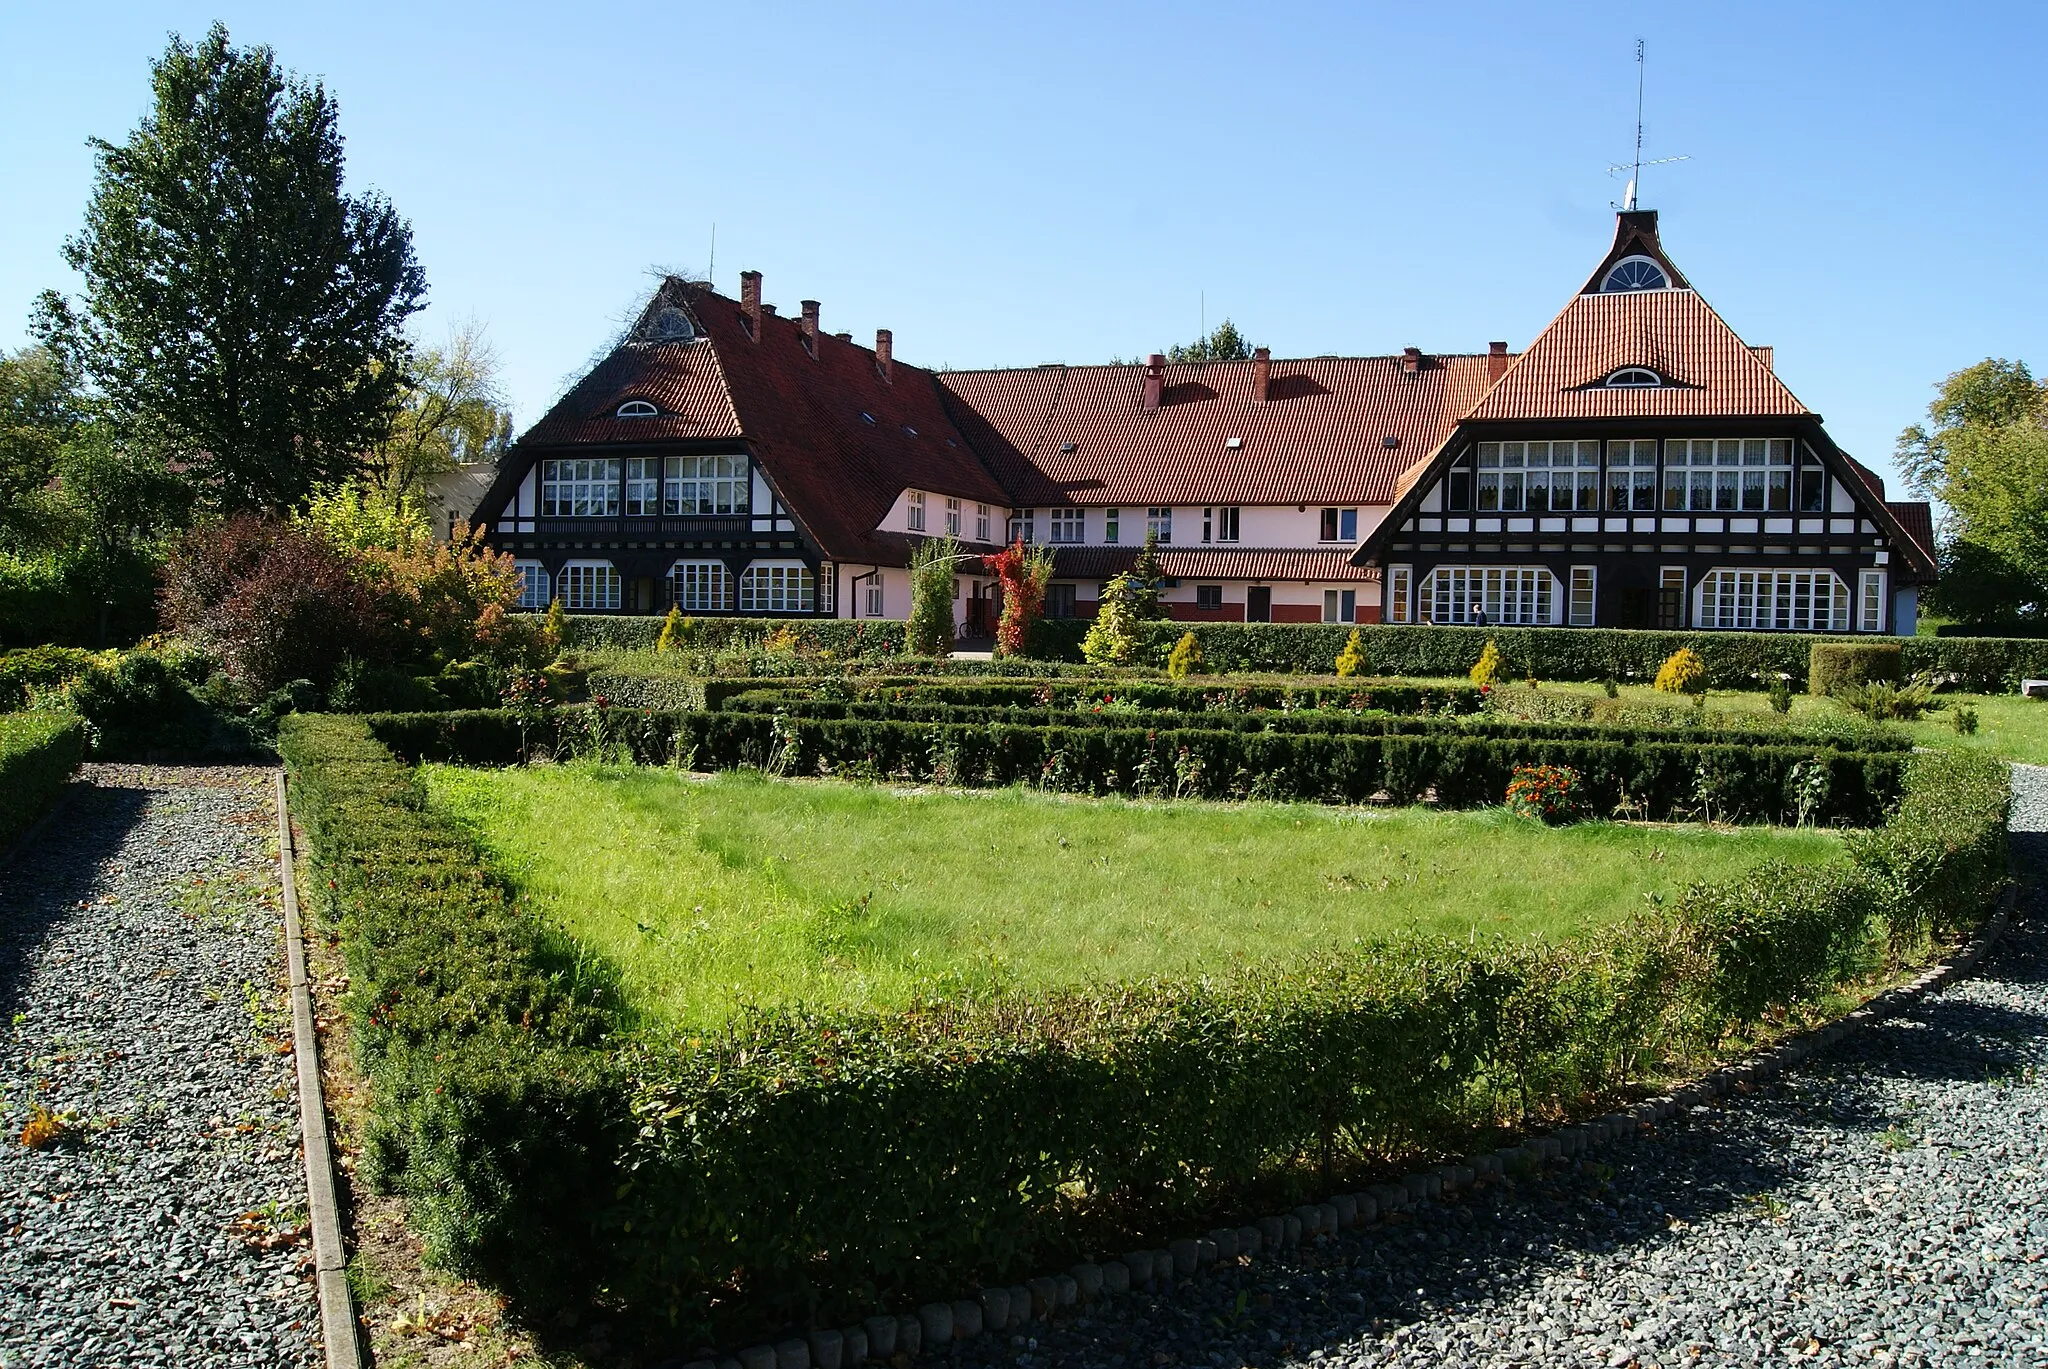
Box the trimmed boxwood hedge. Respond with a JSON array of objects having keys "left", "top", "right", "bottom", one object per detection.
[
  {"left": 280, "top": 715, "right": 2007, "bottom": 1343},
  {"left": 0, "top": 711, "right": 86, "bottom": 848},
  {"left": 1808, "top": 642, "right": 1905, "bottom": 695}
]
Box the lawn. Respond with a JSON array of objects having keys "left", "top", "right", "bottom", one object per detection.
[{"left": 423, "top": 763, "right": 1842, "bottom": 1027}]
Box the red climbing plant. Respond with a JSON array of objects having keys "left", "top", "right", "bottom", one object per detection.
[{"left": 981, "top": 539, "right": 1056, "bottom": 657}]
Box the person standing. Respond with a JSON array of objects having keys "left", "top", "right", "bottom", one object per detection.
[{"left": 1470, "top": 602, "right": 1487, "bottom": 627}]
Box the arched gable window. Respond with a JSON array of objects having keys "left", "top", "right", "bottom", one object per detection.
[
  {"left": 1604, "top": 367, "right": 1663, "bottom": 388},
  {"left": 616, "top": 400, "right": 658, "bottom": 418},
  {"left": 1600, "top": 255, "right": 1670, "bottom": 292}
]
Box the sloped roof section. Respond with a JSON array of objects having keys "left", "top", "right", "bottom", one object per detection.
[
  {"left": 1886, "top": 500, "right": 1936, "bottom": 566},
  {"left": 1464, "top": 289, "right": 1810, "bottom": 422},
  {"left": 937, "top": 354, "right": 1496, "bottom": 509},
  {"left": 519, "top": 333, "right": 741, "bottom": 446}
]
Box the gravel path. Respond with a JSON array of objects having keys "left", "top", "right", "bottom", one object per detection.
[
  {"left": 932, "top": 765, "right": 2048, "bottom": 1369},
  {"left": 0, "top": 766, "right": 319, "bottom": 1368}
]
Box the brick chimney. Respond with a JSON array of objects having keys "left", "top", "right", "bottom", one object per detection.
[
  {"left": 1486, "top": 340, "right": 1510, "bottom": 383},
  {"left": 1142, "top": 354, "right": 1165, "bottom": 411},
  {"left": 875, "top": 328, "right": 894, "bottom": 382},
  {"left": 799, "top": 299, "right": 820, "bottom": 355},
  {"left": 740, "top": 270, "right": 762, "bottom": 337},
  {"left": 1252, "top": 346, "right": 1271, "bottom": 401},
  {"left": 1400, "top": 346, "right": 1422, "bottom": 375}
]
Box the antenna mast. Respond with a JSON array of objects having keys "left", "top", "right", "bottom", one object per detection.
[
  {"left": 708, "top": 223, "right": 716, "bottom": 287},
  {"left": 1628, "top": 40, "right": 1645, "bottom": 210}
]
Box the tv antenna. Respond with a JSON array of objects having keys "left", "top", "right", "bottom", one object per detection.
[{"left": 1607, "top": 40, "right": 1689, "bottom": 210}]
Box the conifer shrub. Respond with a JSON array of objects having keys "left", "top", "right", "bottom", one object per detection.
[
  {"left": 1165, "top": 631, "right": 1203, "bottom": 680},
  {"left": 1469, "top": 639, "right": 1502, "bottom": 689},
  {"left": 655, "top": 606, "right": 683, "bottom": 654},
  {"left": 1653, "top": 647, "right": 1707, "bottom": 697},
  {"left": 1335, "top": 629, "right": 1367, "bottom": 678}
]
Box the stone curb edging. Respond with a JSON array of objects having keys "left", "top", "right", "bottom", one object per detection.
[
  {"left": 276, "top": 771, "right": 367, "bottom": 1369},
  {"left": 677, "top": 883, "right": 2018, "bottom": 1369}
]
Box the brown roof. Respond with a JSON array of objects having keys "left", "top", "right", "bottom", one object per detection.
[
  {"left": 1886, "top": 500, "right": 1936, "bottom": 565},
  {"left": 937, "top": 354, "right": 1496, "bottom": 509},
  {"left": 518, "top": 338, "right": 741, "bottom": 446},
  {"left": 1464, "top": 289, "right": 1809, "bottom": 422},
  {"left": 1039, "top": 546, "right": 1378, "bottom": 583}
]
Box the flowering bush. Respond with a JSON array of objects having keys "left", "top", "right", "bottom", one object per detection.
[{"left": 1504, "top": 763, "right": 1588, "bottom": 824}]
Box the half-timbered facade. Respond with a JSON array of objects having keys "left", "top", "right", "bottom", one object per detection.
[{"left": 473, "top": 211, "right": 1933, "bottom": 635}]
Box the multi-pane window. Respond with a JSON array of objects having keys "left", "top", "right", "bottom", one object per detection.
[
  {"left": 738, "top": 561, "right": 816, "bottom": 613},
  {"left": 1473, "top": 440, "right": 1600, "bottom": 513},
  {"left": 540, "top": 458, "right": 619, "bottom": 517},
  {"left": 1319, "top": 508, "right": 1358, "bottom": 541},
  {"left": 1568, "top": 566, "right": 1597, "bottom": 626},
  {"left": 945, "top": 497, "right": 962, "bottom": 536},
  {"left": 513, "top": 560, "right": 550, "bottom": 610},
  {"left": 663, "top": 454, "right": 747, "bottom": 514},
  {"left": 1104, "top": 508, "right": 1121, "bottom": 544},
  {"left": 668, "top": 560, "right": 734, "bottom": 612},
  {"left": 1008, "top": 508, "right": 1036, "bottom": 544},
  {"left": 1663, "top": 439, "right": 1794, "bottom": 513},
  {"left": 1606, "top": 439, "right": 1660, "bottom": 511},
  {"left": 1322, "top": 589, "right": 1358, "bottom": 623},
  {"left": 1203, "top": 507, "right": 1240, "bottom": 543},
  {"left": 975, "top": 503, "right": 991, "bottom": 541},
  {"left": 1859, "top": 570, "right": 1887, "bottom": 633},
  {"left": 863, "top": 578, "right": 885, "bottom": 617},
  {"left": 1696, "top": 569, "right": 1849, "bottom": 631},
  {"left": 1147, "top": 507, "right": 1173, "bottom": 543},
  {"left": 1423, "top": 567, "right": 1555, "bottom": 625},
  {"left": 623, "top": 458, "right": 660, "bottom": 516},
  {"left": 1196, "top": 584, "right": 1224, "bottom": 609},
  {"left": 1046, "top": 584, "right": 1078, "bottom": 619},
  {"left": 1387, "top": 566, "right": 1412, "bottom": 624},
  {"left": 558, "top": 560, "right": 621, "bottom": 610},
  {"left": 1659, "top": 567, "right": 1688, "bottom": 629},
  {"left": 907, "top": 490, "right": 926, "bottom": 532},
  {"left": 1049, "top": 508, "right": 1085, "bottom": 543}
]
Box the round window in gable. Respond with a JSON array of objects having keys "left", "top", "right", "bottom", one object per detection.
[
  {"left": 1601, "top": 255, "right": 1670, "bottom": 292},
  {"left": 1604, "top": 367, "right": 1663, "bottom": 388},
  {"left": 616, "top": 400, "right": 659, "bottom": 418}
]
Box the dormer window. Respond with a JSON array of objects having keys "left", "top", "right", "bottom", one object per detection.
[
  {"left": 1600, "top": 255, "right": 1670, "bottom": 292},
  {"left": 615, "top": 400, "right": 658, "bottom": 418},
  {"left": 1604, "top": 367, "right": 1663, "bottom": 388}
]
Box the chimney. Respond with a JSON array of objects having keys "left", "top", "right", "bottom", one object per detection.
[
  {"left": 1142, "top": 353, "right": 1165, "bottom": 411},
  {"left": 1252, "top": 346, "right": 1271, "bottom": 401},
  {"left": 799, "top": 299, "right": 820, "bottom": 355},
  {"left": 740, "top": 270, "right": 762, "bottom": 337},
  {"left": 1400, "top": 346, "right": 1422, "bottom": 375},
  {"left": 875, "top": 328, "right": 894, "bottom": 382},
  {"left": 1751, "top": 345, "right": 1774, "bottom": 373},
  {"left": 1486, "top": 340, "right": 1510, "bottom": 384}
]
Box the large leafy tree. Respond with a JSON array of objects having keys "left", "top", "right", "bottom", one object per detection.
[
  {"left": 1896, "top": 359, "right": 2048, "bottom": 622},
  {"left": 0, "top": 346, "right": 84, "bottom": 536},
  {"left": 364, "top": 320, "right": 513, "bottom": 500},
  {"left": 33, "top": 24, "right": 425, "bottom": 513},
  {"left": 1166, "top": 319, "right": 1256, "bottom": 364}
]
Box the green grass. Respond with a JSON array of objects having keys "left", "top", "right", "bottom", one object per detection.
[{"left": 423, "top": 762, "right": 1841, "bottom": 1027}]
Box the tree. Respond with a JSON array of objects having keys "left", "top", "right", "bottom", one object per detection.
[
  {"left": 905, "top": 535, "right": 961, "bottom": 656},
  {"left": 0, "top": 346, "right": 84, "bottom": 533},
  {"left": 33, "top": 24, "right": 425, "bottom": 514},
  {"left": 1165, "top": 319, "right": 1256, "bottom": 364},
  {"left": 51, "top": 426, "right": 191, "bottom": 641},
  {"left": 1081, "top": 572, "right": 1145, "bottom": 666},
  {"left": 1895, "top": 358, "right": 2048, "bottom": 621},
  {"left": 365, "top": 320, "right": 514, "bottom": 500},
  {"left": 1127, "top": 531, "right": 1166, "bottom": 618}
]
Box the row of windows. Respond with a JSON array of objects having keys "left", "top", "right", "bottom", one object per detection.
[
  {"left": 512, "top": 559, "right": 816, "bottom": 613},
  {"left": 1444, "top": 439, "right": 1825, "bottom": 515},
  {"left": 904, "top": 491, "right": 993, "bottom": 540},
  {"left": 1386, "top": 564, "right": 1888, "bottom": 632},
  {"left": 1001, "top": 506, "right": 1362, "bottom": 545},
  {"left": 539, "top": 455, "right": 750, "bottom": 517}
]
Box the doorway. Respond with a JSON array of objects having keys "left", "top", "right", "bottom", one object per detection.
[{"left": 1247, "top": 586, "right": 1272, "bottom": 623}]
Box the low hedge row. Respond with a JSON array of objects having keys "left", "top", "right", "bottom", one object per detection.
[
  {"left": 282, "top": 717, "right": 2008, "bottom": 1343},
  {"left": 0, "top": 711, "right": 87, "bottom": 849}
]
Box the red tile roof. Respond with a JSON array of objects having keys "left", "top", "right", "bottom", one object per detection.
[
  {"left": 1039, "top": 546, "right": 1377, "bottom": 583},
  {"left": 1886, "top": 500, "right": 1936, "bottom": 565},
  {"left": 1463, "top": 289, "right": 1809, "bottom": 422},
  {"left": 937, "top": 354, "right": 1497, "bottom": 508},
  {"left": 518, "top": 338, "right": 741, "bottom": 446}
]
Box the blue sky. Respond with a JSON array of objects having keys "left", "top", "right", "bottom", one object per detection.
[{"left": 3, "top": 2, "right": 2042, "bottom": 493}]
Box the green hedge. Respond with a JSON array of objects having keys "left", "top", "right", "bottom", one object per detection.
[
  {"left": 281, "top": 716, "right": 2008, "bottom": 1342},
  {"left": 0, "top": 712, "right": 87, "bottom": 849},
  {"left": 1808, "top": 642, "right": 1904, "bottom": 695}
]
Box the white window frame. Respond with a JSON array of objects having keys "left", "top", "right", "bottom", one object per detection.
[
  {"left": 663, "top": 453, "right": 747, "bottom": 515},
  {"left": 1695, "top": 568, "right": 1850, "bottom": 632},
  {"left": 1568, "top": 565, "right": 1596, "bottom": 627},
  {"left": 975, "top": 503, "right": 991, "bottom": 541},
  {"left": 1387, "top": 565, "right": 1413, "bottom": 624},
  {"left": 615, "top": 399, "right": 658, "bottom": 418},
  {"left": 540, "top": 458, "right": 620, "bottom": 517},
  {"left": 1473, "top": 441, "right": 1602, "bottom": 514},
  {"left": 668, "top": 559, "right": 734, "bottom": 612},
  {"left": 1319, "top": 508, "right": 1360, "bottom": 542},
  {"left": 1606, "top": 438, "right": 1660, "bottom": 512},
  {"left": 739, "top": 561, "right": 817, "bottom": 614},
  {"left": 1663, "top": 439, "right": 1795, "bottom": 514},
  {"left": 1203, "top": 506, "right": 1240, "bottom": 543},
  {"left": 1604, "top": 368, "right": 1662, "bottom": 387},
  {"left": 1008, "top": 508, "right": 1036, "bottom": 544},
  {"left": 1103, "top": 507, "right": 1121, "bottom": 545},
  {"left": 1859, "top": 569, "right": 1888, "bottom": 633},
  {"left": 1147, "top": 507, "right": 1173, "bottom": 543},
  {"left": 863, "top": 577, "right": 885, "bottom": 618},
  {"left": 1601, "top": 254, "right": 1670, "bottom": 292},
  {"left": 944, "top": 497, "right": 962, "bottom": 537},
  {"left": 907, "top": 489, "right": 926, "bottom": 532},
  {"left": 624, "top": 457, "right": 660, "bottom": 516},
  {"left": 558, "top": 560, "right": 621, "bottom": 611},
  {"left": 1048, "top": 507, "right": 1085, "bottom": 544},
  {"left": 1322, "top": 588, "right": 1358, "bottom": 623},
  {"left": 513, "top": 559, "right": 550, "bottom": 610},
  {"left": 1421, "top": 567, "right": 1557, "bottom": 626}
]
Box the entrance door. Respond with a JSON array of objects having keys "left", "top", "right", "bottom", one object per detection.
[{"left": 1247, "top": 586, "right": 1272, "bottom": 623}]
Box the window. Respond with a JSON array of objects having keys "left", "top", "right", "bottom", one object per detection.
[
  {"left": 1445, "top": 455, "right": 1472, "bottom": 510},
  {"left": 1422, "top": 567, "right": 1555, "bottom": 626},
  {"left": 1008, "top": 508, "right": 1036, "bottom": 544},
  {"left": 615, "top": 399, "right": 658, "bottom": 418},
  {"left": 1604, "top": 368, "right": 1662, "bottom": 387},
  {"left": 1319, "top": 508, "right": 1358, "bottom": 541},
  {"left": 1601, "top": 255, "right": 1670, "bottom": 292},
  {"left": 1387, "top": 565, "right": 1412, "bottom": 624},
  {"left": 1606, "top": 439, "right": 1660, "bottom": 511},
  {"left": 1859, "top": 570, "right": 1888, "bottom": 633},
  {"left": 863, "top": 578, "right": 885, "bottom": 618},
  {"left": 1658, "top": 567, "right": 1687, "bottom": 630},
  {"left": 558, "top": 560, "right": 621, "bottom": 610},
  {"left": 663, "top": 453, "right": 747, "bottom": 515},
  {"left": 945, "top": 497, "right": 961, "bottom": 537},
  {"left": 624, "top": 457, "right": 660, "bottom": 516},
  {"left": 1046, "top": 584, "right": 1078, "bottom": 619},
  {"left": 1568, "top": 566, "right": 1596, "bottom": 626},
  {"left": 1104, "top": 508, "right": 1120, "bottom": 544},
  {"left": 668, "top": 560, "right": 734, "bottom": 612},
  {"left": 1322, "top": 589, "right": 1358, "bottom": 623},
  {"left": 975, "top": 504, "right": 991, "bottom": 542},
  {"left": 1696, "top": 569, "right": 1850, "bottom": 631},
  {"left": 1203, "top": 507, "right": 1240, "bottom": 543},
  {"left": 540, "top": 458, "right": 619, "bottom": 517},
  {"left": 513, "top": 560, "right": 549, "bottom": 610},
  {"left": 1147, "top": 507, "right": 1173, "bottom": 543},
  {"left": 739, "top": 561, "right": 816, "bottom": 613},
  {"left": 1798, "top": 462, "right": 1828, "bottom": 514},
  {"left": 1663, "top": 439, "right": 1794, "bottom": 513},
  {"left": 906, "top": 490, "right": 926, "bottom": 532},
  {"left": 1049, "top": 507, "right": 1085, "bottom": 543},
  {"left": 1474, "top": 441, "right": 1601, "bottom": 513},
  {"left": 1196, "top": 584, "right": 1223, "bottom": 609}
]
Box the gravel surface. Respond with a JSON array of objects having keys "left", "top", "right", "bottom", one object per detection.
[
  {"left": 930, "top": 765, "right": 2048, "bottom": 1369},
  {"left": 0, "top": 766, "right": 319, "bottom": 1368}
]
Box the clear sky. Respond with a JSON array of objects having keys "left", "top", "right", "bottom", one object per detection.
[{"left": 4, "top": 2, "right": 2042, "bottom": 493}]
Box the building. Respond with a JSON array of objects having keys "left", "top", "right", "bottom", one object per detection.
[{"left": 473, "top": 211, "right": 1934, "bottom": 635}]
